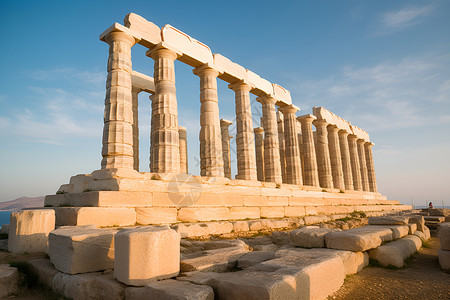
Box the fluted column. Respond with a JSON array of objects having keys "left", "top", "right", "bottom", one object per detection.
[
  {"left": 365, "top": 142, "right": 378, "bottom": 192},
  {"left": 147, "top": 45, "right": 180, "bottom": 173},
  {"left": 357, "top": 139, "right": 370, "bottom": 191},
  {"left": 348, "top": 135, "right": 362, "bottom": 191},
  {"left": 338, "top": 130, "right": 354, "bottom": 190},
  {"left": 194, "top": 65, "right": 224, "bottom": 177},
  {"left": 257, "top": 96, "right": 282, "bottom": 184},
  {"left": 229, "top": 82, "right": 257, "bottom": 180},
  {"left": 178, "top": 126, "right": 188, "bottom": 174},
  {"left": 101, "top": 29, "right": 138, "bottom": 169},
  {"left": 279, "top": 105, "right": 302, "bottom": 185},
  {"left": 254, "top": 127, "right": 265, "bottom": 181},
  {"left": 131, "top": 87, "right": 141, "bottom": 171},
  {"left": 327, "top": 125, "right": 345, "bottom": 190},
  {"left": 220, "top": 119, "right": 233, "bottom": 179},
  {"left": 313, "top": 119, "right": 333, "bottom": 188},
  {"left": 297, "top": 115, "right": 320, "bottom": 187},
  {"left": 277, "top": 111, "right": 287, "bottom": 183}
]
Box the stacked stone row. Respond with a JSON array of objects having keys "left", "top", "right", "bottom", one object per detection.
[{"left": 100, "top": 26, "right": 377, "bottom": 193}]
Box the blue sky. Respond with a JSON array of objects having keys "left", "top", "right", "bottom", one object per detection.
[{"left": 0, "top": 0, "right": 449, "bottom": 207}]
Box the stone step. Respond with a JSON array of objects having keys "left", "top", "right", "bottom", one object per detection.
[
  {"left": 53, "top": 207, "right": 136, "bottom": 227},
  {"left": 368, "top": 235, "right": 422, "bottom": 268},
  {"left": 367, "top": 225, "right": 409, "bottom": 240},
  {"left": 424, "top": 216, "right": 445, "bottom": 223},
  {"left": 325, "top": 226, "right": 393, "bottom": 252},
  {"left": 368, "top": 216, "right": 409, "bottom": 225}
]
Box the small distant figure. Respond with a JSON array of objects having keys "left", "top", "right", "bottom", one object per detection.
[{"left": 428, "top": 202, "right": 433, "bottom": 209}]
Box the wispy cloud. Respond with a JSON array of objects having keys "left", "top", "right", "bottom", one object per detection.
[
  {"left": 29, "top": 68, "right": 105, "bottom": 85},
  {"left": 376, "top": 4, "right": 435, "bottom": 34}
]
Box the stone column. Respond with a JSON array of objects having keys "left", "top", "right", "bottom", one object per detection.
[
  {"left": 254, "top": 127, "right": 265, "bottom": 182},
  {"left": 348, "top": 135, "right": 362, "bottom": 191},
  {"left": 327, "top": 125, "right": 345, "bottom": 190},
  {"left": 279, "top": 105, "right": 302, "bottom": 185},
  {"left": 131, "top": 87, "right": 141, "bottom": 171},
  {"left": 338, "top": 130, "right": 354, "bottom": 190},
  {"left": 312, "top": 119, "right": 333, "bottom": 188},
  {"left": 297, "top": 115, "right": 320, "bottom": 187},
  {"left": 365, "top": 142, "right": 378, "bottom": 192},
  {"left": 178, "top": 126, "right": 188, "bottom": 174},
  {"left": 229, "top": 82, "right": 257, "bottom": 180},
  {"left": 193, "top": 65, "right": 224, "bottom": 177},
  {"left": 277, "top": 111, "right": 287, "bottom": 183},
  {"left": 220, "top": 119, "right": 233, "bottom": 180},
  {"left": 357, "top": 139, "right": 370, "bottom": 191},
  {"left": 147, "top": 45, "right": 180, "bottom": 173},
  {"left": 101, "top": 29, "right": 138, "bottom": 170},
  {"left": 257, "top": 96, "right": 282, "bottom": 184}
]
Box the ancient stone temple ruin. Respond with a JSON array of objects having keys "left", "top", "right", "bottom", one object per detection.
[{"left": 5, "top": 13, "right": 435, "bottom": 300}]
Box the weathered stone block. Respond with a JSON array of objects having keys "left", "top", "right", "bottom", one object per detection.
[
  {"left": 8, "top": 209, "right": 55, "bottom": 253},
  {"left": 237, "top": 251, "right": 276, "bottom": 269},
  {"left": 177, "top": 207, "right": 230, "bottom": 222},
  {"left": 49, "top": 226, "right": 117, "bottom": 274},
  {"left": 232, "top": 221, "right": 250, "bottom": 232},
  {"left": 438, "top": 249, "right": 450, "bottom": 270},
  {"left": 260, "top": 207, "right": 285, "bottom": 218},
  {"left": 368, "top": 235, "right": 422, "bottom": 268},
  {"left": 290, "top": 227, "right": 334, "bottom": 248},
  {"left": 368, "top": 216, "right": 409, "bottom": 225},
  {"left": 408, "top": 216, "right": 425, "bottom": 232},
  {"left": 284, "top": 206, "right": 306, "bottom": 217},
  {"left": 125, "top": 279, "right": 214, "bottom": 300},
  {"left": 28, "top": 258, "right": 59, "bottom": 287},
  {"left": 304, "top": 215, "right": 331, "bottom": 225},
  {"left": 135, "top": 207, "right": 177, "bottom": 225},
  {"left": 424, "top": 216, "right": 445, "bottom": 223},
  {"left": 439, "top": 222, "right": 450, "bottom": 250},
  {"left": 114, "top": 226, "right": 180, "bottom": 286},
  {"left": 229, "top": 207, "right": 260, "bottom": 220},
  {"left": 54, "top": 207, "right": 136, "bottom": 227},
  {"left": 368, "top": 225, "right": 409, "bottom": 240},
  {"left": 325, "top": 226, "right": 393, "bottom": 252},
  {"left": 408, "top": 223, "right": 417, "bottom": 235},
  {"left": 0, "top": 264, "right": 19, "bottom": 299}
]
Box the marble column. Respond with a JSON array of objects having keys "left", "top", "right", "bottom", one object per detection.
[
  {"left": 279, "top": 105, "right": 302, "bottom": 185},
  {"left": 357, "top": 139, "right": 370, "bottom": 191},
  {"left": 101, "top": 29, "right": 137, "bottom": 169},
  {"left": 220, "top": 119, "right": 233, "bottom": 180},
  {"left": 327, "top": 125, "right": 345, "bottom": 190},
  {"left": 254, "top": 127, "right": 265, "bottom": 182},
  {"left": 147, "top": 45, "right": 181, "bottom": 173},
  {"left": 131, "top": 87, "right": 141, "bottom": 171},
  {"left": 257, "top": 96, "right": 282, "bottom": 184},
  {"left": 338, "top": 130, "right": 354, "bottom": 190},
  {"left": 178, "top": 126, "right": 188, "bottom": 174},
  {"left": 365, "top": 142, "right": 378, "bottom": 193},
  {"left": 277, "top": 111, "right": 287, "bottom": 183},
  {"left": 194, "top": 65, "right": 224, "bottom": 177},
  {"left": 312, "top": 119, "right": 333, "bottom": 188},
  {"left": 297, "top": 115, "right": 320, "bottom": 187},
  {"left": 229, "top": 82, "right": 257, "bottom": 180},
  {"left": 348, "top": 135, "right": 362, "bottom": 191}
]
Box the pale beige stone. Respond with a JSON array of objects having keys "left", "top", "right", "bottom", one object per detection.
[
  {"left": 229, "top": 82, "right": 258, "bottom": 180},
  {"left": 194, "top": 65, "right": 224, "bottom": 177},
  {"left": 438, "top": 249, "right": 450, "bottom": 270},
  {"left": 237, "top": 251, "right": 276, "bottom": 269},
  {"left": 131, "top": 87, "right": 140, "bottom": 171},
  {"left": 284, "top": 206, "right": 306, "bottom": 217},
  {"left": 220, "top": 119, "right": 233, "bottom": 179},
  {"left": 178, "top": 207, "right": 230, "bottom": 222},
  {"left": 290, "top": 227, "right": 334, "bottom": 248},
  {"left": 254, "top": 127, "right": 265, "bottom": 181},
  {"left": 125, "top": 279, "right": 214, "bottom": 300},
  {"left": 338, "top": 130, "right": 354, "bottom": 190},
  {"left": 413, "top": 230, "right": 426, "bottom": 242},
  {"left": 408, "top": 223, "right": 417, "bottom": 235},
  {"left": 304, "top": 215, "right": 331, "bottom": 225},
  {"left": 49, "top": 226, "right": 117, "bottom": 274},
  {"left": 135, "top": 207, "right": 177, "bottom": 225},
  {"left": 312, "top": 116, "right": 333, "bottom": 189},
  {"left": 272, "top": 83, "right": 293, "bottom": 105},
  {"left": 369, "top": 216, "right": 409, "bottom": 225},
  {"left": 260, "top": 207, "right": 285, "bottom": 218},
  {"left": 0, "top": 264, "right": 19, "bottom": 298},
  {"left": 438, "top": 222, "right": 450, "bottom": 250},
  {"left": 297, "top": 114, "right": 320, "bottom": 187},
  {"left": 28, "top": 258, "right": 59, "bottom": 287},
  {"left": 8, "top": 209, "right": 55, "bottom": 253},
  {"left": 54, "top": 207, "right": 136, "bottom": 227},
  {"left": 357, "top": 139, "right": 370, "bottom": 191},
  {"left": 327, "top": 125, "right": 345, "bottom": 190},
  {"left": 325, "top": 226, "right": 393, "bottom": 252},
  {"left": 348, "top": 134, "right": 362, "bottom": 191},
  {"left": 213, "top": 53, "right": 247, "bottom": 83},
  {"left": 114, "top": 226, "right": 180, "bottom": 285},
  {"left": 280, "top": 105, "right": 303, "bottom": 185},
  {"left": 365, "top": 142, "right": 378, "bottom": 192},
  {"left": 123, "top": 13, "right": 161, "bottom": 47},
  {"left": 229, "top": 207, "right": 260, "bottom": 220},
  {"left": 246, "top": 69, "right": 273, "bottom": 95},
  {"left": 233, "top": 221, "right": 250, "bottom": 232},
  {"left": 277, "top": 110, "right": 286, "bottom": 183},
  {"left": 178, "top": 126, "right": 188, "bottom": 174},
  {"left": 368, "top": 235, "right": 422, "bottom": 268},
  {"left": 368, "top": 225, "right": 409, "bottom": 240},
  {"left": 409, "top": 216, "right": 425, "bottom": 232}
]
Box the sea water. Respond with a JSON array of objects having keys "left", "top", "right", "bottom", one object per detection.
[{"left": 0, "top": 211, "right": 12, "bottom": 225}]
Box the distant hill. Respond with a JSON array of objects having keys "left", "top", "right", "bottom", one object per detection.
[{"left": 0, "top": 196, "right": 45, "bottom": 211}]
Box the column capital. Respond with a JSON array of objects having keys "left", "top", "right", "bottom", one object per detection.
[
  {"left": 193, "top": 64, "right": 220, "bottom": 77},
  {"left": 312, "top": 118, "right": 329, "bottom": 128},
  {"left": 297, "top": 114, "right": 317, "bottom": 124},
  {"left": 254, "top": 127, "right": 264, "bottom": 134},
  {"left": 365, "top": 141, "right": 375, "bottom": 148},
  {"left": 100, "top": 23, "right": 140, "bottom": 45},
  {"left": 256, "top": 94, "right": 277, "bottom": 105},
  {"left": 220, "top": 119, "right": 233, "bottom": 127},
  {"left": 279, "top": 104, "right": 300, "bottom": 115},
  {"left": 228, "top": 80, "right": 253, "bottom": 92},
  {"left": 327, "top": 124, "right": 340, "bottom": 133},
  {"left": 356, "top": 138, "right": 366, "bottom": 145},
  {"left": 146, "top": 42, "right": 182, "bottom": 60},
  {"left": 348, "top": 134, "right": 359, "bottom": 141},
  {"left": 338, "top": 129, "right": 350, "bottom": 137}
]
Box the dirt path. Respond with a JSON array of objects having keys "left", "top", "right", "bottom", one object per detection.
[{"left": 329, "top": 235, "right": 450, "bottom": 300}]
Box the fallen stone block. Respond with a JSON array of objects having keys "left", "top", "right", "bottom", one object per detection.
[
  {"left": 125, "top": 279, "right": 214, "bottom": 300},
  {"left": 114, "top": 226, "right": 180, "bottom": 286},
  {"left": 408, "top": 216, "right": 425, "bottom": 232},
  {"left": 367, "top": 225, "right": 409, "bottom": 240},
  {"left": 54, "top": 207, "right": 136, "bottom": 227},
  {"left": 438, "top": 249, "right": 450, "bottom": 271},
  {"left": 413, "top": 230, "right": 426, "bottom": 242},
  {"left": 423, "top": 226, "right": 431, "bottom": 241},
  {"left": 428, "top": 208, "right": 450, "bottom": 217},
  {"left": 325, "top": 226, "right": 393, "bottom": 252},
  {"left": 52, "top": 272, "right": 126, "bottom": 300},
  {"left": 304, "top": 215, "right": 331, "bottom": 225},
  {"left": 290, "top": 227, "right": 334, "bottom": 248},
  {"left": 424, "top": 216, "right": 445, "bottom": 223},
  {"left": 368, "top": 216, "right": 409, "bottom": 225},
  {"left": 28, "top": 258, "right": 59, "bottom": 287},
  {"left": 270, "top": 231, "right": 290, "bottom": 245},
  {"left": 368, "top": 235, "right": 422, "bottom": 268},
  {"left": 408, "top": 223, "right": 417, "bottom": 235},
  {"left": 232, "top": 221, "right": 249, "bottom": 232},
  {"left": 326, "top": 249, "right": 369, "bottom": 275},
  {"left": 237, "top": 251, "right": 276, "bottom": 269},
  {"left": 172, "top": 222, "right": 233, "bottom": 238},
  {"left": 425, "top": 221, "right": 440, "bottom": 230},
  {"left": 439, "top": 222, "right": 450, "bottom": 250},
  {"left": 8, "top": 209, "right": 55, "bottom": 253},
  {"left": 49, "top": 226, "right": 117, "bottom": 274},
  {"left": 0, "top": 264, "right": 19, "bottom": 299}
]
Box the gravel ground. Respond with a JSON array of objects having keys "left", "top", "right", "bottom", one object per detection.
[{"left": 329, "top": 234, "right": 450, "bottom": 300}]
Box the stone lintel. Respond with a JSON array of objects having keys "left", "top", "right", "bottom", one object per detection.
[
  {"left": 145, "top": 42, "right": 183, "bottom": 58},
  {"left": 99, "top": 23, "right": 141, "bottom": 43},
  {"left": 297, "top": 114, "right": 317, "bottom": 123},
  {"left": 131, "top": 71, "right": 155, "bottom": 94}
]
